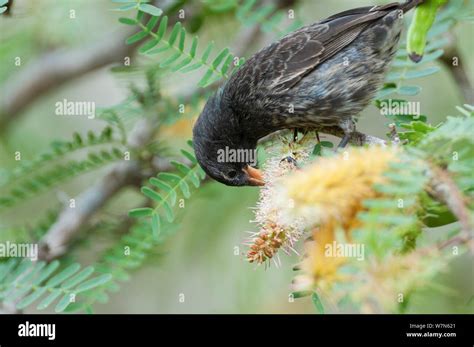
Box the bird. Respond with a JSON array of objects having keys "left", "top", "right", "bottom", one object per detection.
[{"left": 192, "top": 0, "right": 422, "bottom": 187}]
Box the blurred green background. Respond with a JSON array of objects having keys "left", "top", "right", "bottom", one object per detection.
[{"left": 0, "top": 0, "right": 472, "bottom": 313}]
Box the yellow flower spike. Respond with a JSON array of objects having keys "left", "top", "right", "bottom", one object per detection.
[
  {"left": 245, "top": 137, "right": 314, "bottom": 266},
  {"left": 352, "top": 248, "right": 447, "bottom": 313},
  {"left": 277, "top": 146, "right": 398, "bottom": 288},
  {"left": 278, "top": 146, "right": 398, "bottom": 231}
]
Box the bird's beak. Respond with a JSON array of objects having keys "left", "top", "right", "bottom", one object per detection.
[{"left": 243, "top": 165, "right": 264, "bottom": 186}]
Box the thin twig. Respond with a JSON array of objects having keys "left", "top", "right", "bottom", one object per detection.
[
  {"left": 37, "top": 118, "right": 162, "bottom": 261},
  {"left": 388, "top": 123, "right": 401, "bottom": 145},
  {"left": 0, "top": 28, "right": 140, "bottom": 134},
  {"left": 428, "top": 165, "right": 473, "bottom": 252},
  {"left": 317, "top": 126, "right": 387, "bottom": 146},
  {"left": 0, "top": 0, "right": 179, "bottom": 134},
  {"left": 439, "top": 32, "right": 474, "bottom": 104}
]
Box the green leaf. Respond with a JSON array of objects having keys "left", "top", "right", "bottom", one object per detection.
[
  {"left": 16, "top": 288, "right": 48, "bottom": 310},
  {"left": 291, "top": 290, "right": 312, "bottom": 298},
  {"left": 158, "top": 172, "right": 181, "bottom": 184},
  {"left": 138, "top": 3, "right": 163, "bottom": 16},
  {"left": 149, "top": 178, "right": 176, "bottom": 205},
  {"left": 188, "top": 172, "right": 201, "bottom": 188},
  {"left": 61, "top": 267, "right": 95, "bottom": 289},
  {"left": 55, "top": 293, "right": 74, "bottom": 312},
  {"left": 198, "top": 69, "right": 215, "bottom": 87},
  {"left": 119, "top": 17, "right": 137, "bottom": 25},
  {"left": 141, "top": 187, "right": 163, "bottom": 203},
  {"left": 221, "top": 54, "right": 234, "bottom": 75},
  {"left": 311, "top": 292, "right": 325, "bottom": 314},
  {"left": 37, "top": 289, "right": 62, "bottom": 310},
  {"left": 180, "top": 63, "right": 202, "bottom": 73},
  {"left": 312, "top": 143, "right": 322, "bottom": 156},
  {"left": 201, "top": 41, "right": 215, "bottom": 62},
  {"left": 139, "top": 39, "right": 160, "bottom": 53},
  {"left": 32, "top": 261, "right": 60, "bottom": 286},
  {"left": 160, "top": 52, "right": 182, "bottom": 67},
  {"left": 212, "top": 48, "right": 230, "bottom": 68},
  {"left": 168, "top": 23, "right": 182, "bottom": 46},
  {"left": 45, "top": 263, "right": 81, "bottom": 287},
  {"left": 136, "top": 9, "right": 144, "bottom": 21},
  {"left": 162, "top": 201, "right": 175, "bottom": 222},
  {"left": 0, "top": 259, "right": 18, "bottom": 282},
  {"left": 151, "top": 213, "right": 161, "bottom": 239},
  {"left": 126, "top": 30, "right": 148, "bottom": 44},
  {"left": 147, "top": 45, "right": 171, "bottom": 55},
  {"left": 178, "top": 28, "right": 186, "bottom": 51},
  {"left": 196, "top": 167, "right": 206, "bottom": 180},
  {"left": 145, "top": 15, "right": 160, "bottom": 31},
  {"left": 171, "top": 56, "right": 193, "bottom": 71},
  {"left": 171, "top": 161, "right": 191, "bottom": 175},
  {"left": 114, "top": 3, "right": 137, "bottom": 11},
  {"left": 155, "top": 16, "right": 168, "bottom": 40},
  {"left": 189, "top": 37, "right": 198, "bottom": 57},
  {"left": 63, "top": 302, "right": 88, "bottom": 313},
  {"left": 398, "top": 85, "right": 421, "bottom": 96},
  {"left": 179, "top": 180, "right": 191, "bottom": 198},
  {"left": 75, "top": 274, "right": 112, "bottom": 293},
  {"left": 180, "top": 149, "right": 197, "bottom": 164},
  {"left": 377, "top": 87, "right": 397, "bottom": 98},
  {"left": 405, "top": 66, "right": 440, "bottom": 79}
]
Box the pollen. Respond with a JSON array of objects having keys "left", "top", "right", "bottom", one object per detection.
[
  {"left": 277, "top": 146, "right": 398, "bottom": 232},
  {"left": 244, "top": 134, "right": 314, "bottom": 266},
  {"left": 276, "top": 146, "right": 399, "bottom": 288}
]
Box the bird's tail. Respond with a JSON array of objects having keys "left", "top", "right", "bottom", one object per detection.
[{"left": 399, "top": 0, "right": 424, "bottom": 12}]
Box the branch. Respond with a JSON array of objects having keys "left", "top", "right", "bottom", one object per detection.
[
  {"left": 37, "top": 118, "right": 159, "bottom": 261},
  {"left": 317, "top": 126, "right": 388, "bottom": 146},
  {"left": 0, "top": 28, "right": 139, "bottom": 134},
  {"left": 439, "top": 32, "right": 474, "bottom": 104},
  {"left": 438, "top": 234, "right": 473, "bottom": 251},
  {"left": 428, "top": 165, "right": 474, "bottom": 252},
  {"left": 0, "top": 0, "right": 179, "bottom": 134}
]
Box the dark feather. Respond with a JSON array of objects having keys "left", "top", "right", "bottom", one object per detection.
[
  {"left": 225, "top": 5, "right": 402, "bottom": 102},
  {"left": 193, "top": 1, "right": 418, "bottom": 186}
]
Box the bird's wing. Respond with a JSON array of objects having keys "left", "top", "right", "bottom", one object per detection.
[{"left": 227, "top": 4, "right": 401, "bottom": 96}]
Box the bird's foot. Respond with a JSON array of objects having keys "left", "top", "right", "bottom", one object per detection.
[
  {"left": 335, "top": 118, "right": 356, "bottom": 150},
  {"left": 293, "top": 128, "right": 298, "bottom": 142},
  {"left": 315, "top": 131, "right": 321, "bottom": 144},
  {"left": 336, "top": 133, "right": 352, "bottom": 149},
  {"left": 293, "top": 128, "right": 311, "bottom": 143}
]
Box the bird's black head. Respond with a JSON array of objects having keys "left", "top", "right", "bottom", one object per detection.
[{"left": 192, "top": 90, "right": 264, "bottom": 187}]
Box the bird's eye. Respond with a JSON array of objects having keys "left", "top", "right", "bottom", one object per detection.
[{"left": 227, "top": 170, "right": 237, "bottom": 179}]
